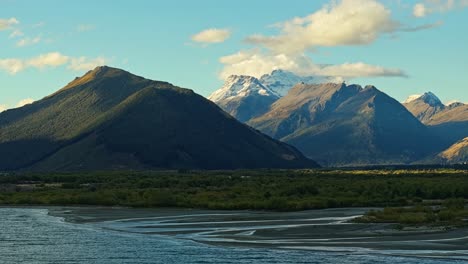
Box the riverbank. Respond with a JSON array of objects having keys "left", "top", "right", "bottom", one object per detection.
[{"left": 47, "top": 206, "right": 468, "bottom": 258}]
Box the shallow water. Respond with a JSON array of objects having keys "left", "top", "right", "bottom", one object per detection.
[{"left": 0, "top": 208, "right": 466, "bottom": 263}]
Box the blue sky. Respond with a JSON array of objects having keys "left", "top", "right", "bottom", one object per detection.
[{"left": 1, "top": 0, "right": 467, "bottom": 111}]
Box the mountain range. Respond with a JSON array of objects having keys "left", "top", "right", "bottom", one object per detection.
[
  {"left": 210, "top": 71, "right": 467, "bottom": 166},
  {"left": 208, "top": 70, "right": 336, "bottom": 122},
  {"left": 0, "top": 66, "right": 318, "bottom": 171},
  {"left": 2, "top": 66, "right": 465, "bottom": 171}
]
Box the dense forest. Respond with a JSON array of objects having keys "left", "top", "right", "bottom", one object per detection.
[{"left": 0, "top": 169, "right": 467, "bottom": 212}]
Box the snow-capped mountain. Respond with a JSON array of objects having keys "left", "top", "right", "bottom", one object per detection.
[
  {"left": 259, "top": 69, "right": 338, "bottom": 96},
  {"left": 208, "top": 70, "right": 339, "bottom": 122},
  {"left": 208, "top": 75, "right": 280, "bottom": 122},
  {"left": 208, "top": 75, "right": 278, "bottom": 102},
  {"left": 403, "top": 91, "right": 468, "bottom": 147},
  {"left": 403, "top": 92, "right": 446, "bottom": 123}
]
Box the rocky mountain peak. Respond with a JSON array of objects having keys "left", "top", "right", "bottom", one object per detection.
[
  {"left": 420, "top": 92, "right": 443, "bottom": 107},
  {"left": 208, "top": 75, "right": 278, "bottom": 103}
]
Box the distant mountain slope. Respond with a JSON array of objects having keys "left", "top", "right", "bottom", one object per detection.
[
  {"left": 403, "top": 92, "right": 446, "bottom": 123},
  {"left": 439, "top": 137, "right": 468, "bottom": 163},
  {"left": 249, "top": 83, "right": 443, "bottom": 166},
  {"left": 428, "top": 137, "right": 468, "bottom": 164},
  {"left": 403, "top": 92, "right": 468, "bottom": 146},
  {"left": 0, "top": 66, "right": 318, "bottom": 171},
  {"left": 429, "top": 103, "right": 468, "bottom": 125}
]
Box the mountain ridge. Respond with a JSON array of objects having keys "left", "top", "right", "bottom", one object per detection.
[
  {"left": 0, "top": 66, "right": 318, "bottom": 171},
  {"left": 208, "top": 70, "right": 340, "bottom": 122},
  {"left": 248, "top": 83, "right": 444, "bottom": 166}
]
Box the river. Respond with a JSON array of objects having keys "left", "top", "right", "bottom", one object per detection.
[{"left": 0, "top": 207, "right": 467, "bottom": 263}]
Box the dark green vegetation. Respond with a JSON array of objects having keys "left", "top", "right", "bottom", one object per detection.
[
  {"left": 0, "top": 169, "right": 467, "bottom": 211},
  {"left": 248, "top": 83, "right": 445, "bottom": 166},
  {"left": 0, "top": 66, "right": 317, "bottom": 171},
  {"left": 356, "top": 199, "right": 468, "bottom": 226}
]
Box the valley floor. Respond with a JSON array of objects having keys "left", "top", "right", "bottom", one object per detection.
[{"left": 1, "top": 169, "right": 467, "bottom": 211}]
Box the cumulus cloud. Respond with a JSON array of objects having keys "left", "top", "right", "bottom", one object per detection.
[
  {"left": 219, "top": 49, "right": 406, "bottom": 80},
  {"left": 245, "top": 0, "right": 400, "bottom": 54},
  {"left": 192, "top": 28, "right": 231, "bottom": 44},
  {"left": 16, "top": 36, "right": 41, "bottom": 47},
  {"left": 413, "top": 0, "right": 468, "bottom": 17},
  {"left": 0, "top": 52, "right": 106, "bottom": 74},
  {"left": 68, "top": 57, "right": 106, "bottom": 71},
  {"left": 219, "top": 0, "right": 411, "bottom": 80},
  {"left": 0, "top": 17, "right": 19, "bottom": 31},
  {"left": 16, "top": 98, "right": 34, "bottom": 107},
  {"left": 27, "top": 52, "right": 69, "bottom": 68}
]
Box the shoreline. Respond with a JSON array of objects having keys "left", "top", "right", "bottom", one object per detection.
[{"left": 44, "top": 206, "right": 468, "bottom": 257}]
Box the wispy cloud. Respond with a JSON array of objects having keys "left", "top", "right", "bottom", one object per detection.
[
  {"left": 0, "top": 59, "right": 25, "bottom": 74},
  {"left": 0, "top": 17, "right": 19, "bottom": 31},
  {"left": 77, "top": 24, "right": 95, "bottom": 32},
  {"left": 9, "top": 29, "right": 24, "bottom": 38},
  {"left": 16, "top": 36, "right": 41, "bottom": 47},
  {"left": 192, "top": 28, "right": 231, "bottom": 44},
  {"left": 0, "top": 52, "right": 106, "bottom": 74},
  {"left": 32, "top": 21, "right": 45, "bottom": 28},
  {"left": 219, "top": 49, "right": 406, "bottom": 80},
  {"left": 27, "top": 52, "right": 69, "bottom": 69},
  {"left": 413, "top": 0, "right": 468, "bottom": 17},
  {"left": 68, "top": 56, "right": 106, "bottom": 71}
]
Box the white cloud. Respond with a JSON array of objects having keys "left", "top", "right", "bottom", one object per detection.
[
  {"left": 68, "top": 57, "right": 106, "bottom": 71},
  {"left": 0, "top": 17, "right": 19, "bottom": 31},
  {"left": 16, "top": 36, "right": 41, "bottom": 47},
  {"left": 219, "top": 49, "right": 406, "bottom": 80},
  {"left": 219, "top": 0, "right": 411, "bottom": 80},
  {"left": 245, "top": 0, "right": 399, "bottom": 54},
  {"left": 32, "top": 22, "right": 45, "bottom": 28},
  {"left": 0, "top": 59, "right": 25, "bottom": 74},
  {"left": 0, "top": 98, "right": 36, "bottom": 113},
  {"left": 9, "top": 29, "right": 24, "bottom": 38},
  {"left": 317, "top": 62, "right": 407, "bottom": 78},
  {"left": 413, "top": 0, "right": 468, "bottom": 17},
  {"left": 413, "top": 3, "right": 427, "bottom": 17},
  {"left": 77, "top": 24, "right": 95, "bottom": 32},
  {"left": 16, "top": 98, "right": 34, "bottom": 107},
  {"left": 192, "top": 28, "right": 231, "bottom": 44},
  {"left": 0, "top": 52, "right": 106, "bottom": 74},
  {"left": 27, "top": 52, "right": 69, "bottom": 68}
]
